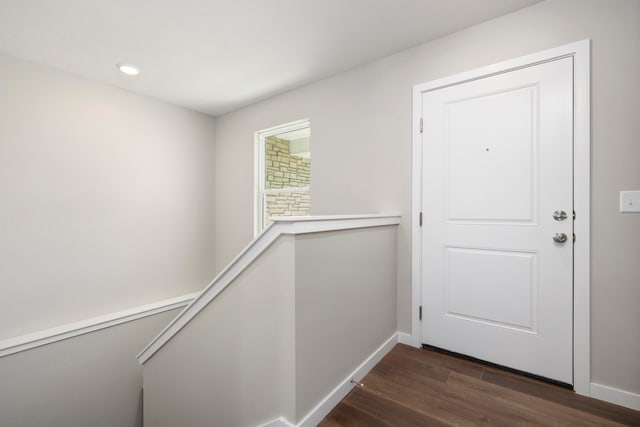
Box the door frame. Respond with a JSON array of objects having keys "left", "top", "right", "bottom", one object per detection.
[{"left": 410, "top": 40, "right": 591, "bottom": 395}]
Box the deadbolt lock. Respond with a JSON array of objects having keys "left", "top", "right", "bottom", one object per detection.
[{"left": 553, "top": 210, "right": 568, "bottom": 221}]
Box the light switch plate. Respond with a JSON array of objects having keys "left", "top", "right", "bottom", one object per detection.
[{"left": 620, "top": 191, "right": 640, "bottom": 213}]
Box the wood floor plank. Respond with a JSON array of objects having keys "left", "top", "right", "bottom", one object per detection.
[
  {"left": 379, "top": 352, "right": 450, "bottom": 384},
  {"left": 447, "top": 370, "right": 626, "bottom": 426},
  {"left": 379, "top": 363, "right": 546, "bottom": 426},
  {"left": 319, "top": 397, "right": 392, "bottom": 427},
  {"left": 389, "top": 344, "right": 484, "bottom": 379},
  {"left": 361, "top": 365, "right": 509, "bottom": 426},
  {"left": 319, "top": 344, "right": 640, "bottom": 427},
  {"left": 343, "top": 386, "right": 449, "bottom": 427},
  {"left": 384, "top": 350, "right": 554, "bottom": 425},
  {"left": 481, "top": 368, "right": 640, "bottom": 426}
]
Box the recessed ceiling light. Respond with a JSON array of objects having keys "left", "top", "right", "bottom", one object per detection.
[{"left": 117, "top": 63, "right": 140, "bottom": 76}]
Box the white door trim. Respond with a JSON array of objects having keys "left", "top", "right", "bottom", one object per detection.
[{"left": 410, "top": 39, "right": 591, "bottom": 396}]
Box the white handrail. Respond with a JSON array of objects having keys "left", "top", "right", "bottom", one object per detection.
[
  {"left": 0, "top": 293, "right": 198, "bottom": 358},
  {"left": 136, "top": 214, "right": 400, "bottom": 364}
]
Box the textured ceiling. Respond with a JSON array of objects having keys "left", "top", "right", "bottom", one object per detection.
[{"left": 0, "top": 0, "right": 541, "bottom": 116}]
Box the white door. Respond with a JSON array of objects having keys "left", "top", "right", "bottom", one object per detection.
[{"left": 420, "top": 57, "right": 574, "bottom": 384}]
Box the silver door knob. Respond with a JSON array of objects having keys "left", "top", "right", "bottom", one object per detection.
[
  {"left": 553, "top": 233, "right": 568, "bottom": 243},
  {"left": 553, "top": 210, "right": 568, "bottom": 221}
]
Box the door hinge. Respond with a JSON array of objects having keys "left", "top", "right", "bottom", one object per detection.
[
  {"left": 419, "top": 305, "right": 422, "bottom": 321},
  {"left": 419, "top": 212, "right": 422, "bottom": 227},
  {"left": 419, "top": 118, "right": 423, "bottom": 133},
  {"left": 573, "top": 210, "right": 576, "bottom": 220}
]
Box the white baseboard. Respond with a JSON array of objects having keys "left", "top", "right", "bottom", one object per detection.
[
  {"left": 590, "top": 382, "right": 640, "bottom": 411},
  {"left": 397, "top": 332, "right": 414, "bottom": 346},
  {"left": 258, "top": 417, "right": 294, "bottom": 427},
  {"left": 295, "top": 332, "right": 399, "bottom": 427}
]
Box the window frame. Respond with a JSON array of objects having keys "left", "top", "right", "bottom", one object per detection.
[{"left": 254, "top": 119, "right": 311, "bottom": 236}]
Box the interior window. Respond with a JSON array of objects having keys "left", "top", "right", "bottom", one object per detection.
[{"left": 255, "top": 120, "right": 311, "bottom": 234}]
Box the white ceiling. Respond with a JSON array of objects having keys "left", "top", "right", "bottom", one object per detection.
[{"left": 0, "top": 0, "right": 541, "bottom": 116}]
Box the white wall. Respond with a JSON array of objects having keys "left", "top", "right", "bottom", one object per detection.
[
  {"left": 142, "top": 224, "right": 398, "bottom": 425},
  {"left": 214, "top": 0, "right": 640, "bottom": 396},
  {"left": 0, "top": 309, "right": 181, "bottom": 427},
  {"left": 295, "top": 227, "right": 397, "bottom": 420},
  {"left": 0, "top": 54, "right": 217, "bottom": 340},
  {"left": 143, "top": 236, "right": 297, "bottom": 427}
]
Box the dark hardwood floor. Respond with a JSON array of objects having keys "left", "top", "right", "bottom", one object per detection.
[{"left": 319, "top": 344, "right": 640, "bottom": 426}]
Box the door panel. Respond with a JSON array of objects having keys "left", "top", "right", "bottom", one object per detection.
[
  {"left": 445, "top": 247, "right": 537, "bottom": 332},
  {"left": 421, "top": 57, "right": 573, "bottom": 384},
  {"left": 446, "top": 85, "right": 537, "bottom": 223}
]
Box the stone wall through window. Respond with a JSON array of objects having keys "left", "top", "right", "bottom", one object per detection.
[{"left": 264, "top": 136, "right": 310, "bottom": 223}]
